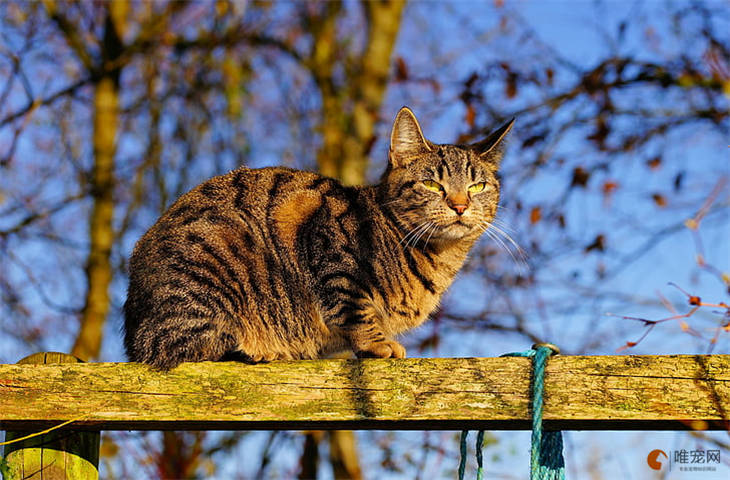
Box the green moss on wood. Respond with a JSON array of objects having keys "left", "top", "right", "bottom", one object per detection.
[{"left": 0, "top": 355, "right": 727, "bottom": 431}]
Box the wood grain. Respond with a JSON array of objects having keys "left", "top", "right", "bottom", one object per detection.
[
  {"left": 0, "top": 355, "right": 727, "bottom": 431},
  {"left": 3, "top": 352, "right": 100, "bottom": 480}
]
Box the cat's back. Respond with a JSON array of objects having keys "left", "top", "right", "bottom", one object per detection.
[
  {"left": 127, "top": 165, "right": 347, "bottom": 288},
  {"left": 151, "top": 166, "right": 320, "bottom": 227},
  {"left": 131, "top": 166, "right": 329, "bottom": 249}
]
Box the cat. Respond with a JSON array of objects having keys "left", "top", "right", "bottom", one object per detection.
[{"left": 123, "top": 107, "right": 514, "bottom": 370}]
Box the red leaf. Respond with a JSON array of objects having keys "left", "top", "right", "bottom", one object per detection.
[
  {"left": 646, "top": 156, "right": 662, "bottom": 170},
  {"left": 506, "top": 73, "right": 518, "bottom": 98},
  {"left": 545, "top": 68, "right": 554, "bottom": 86},
  {"left": 652, "top": 193, "right": 667, "bottom": 207},
  {"left": 584, "top": 234, "right": 606, "bottom": 253},
  {"left": 617, "top": 341, "right": 637, "bottom": 352},
  {"left": 394, "top": 57, "right": 408, "bottom": 82},
  {"left": 530, "top": 206, "right": 542, "bottom": 225},
  {"left": 465, "top": 104, "right": 475, "bottom": 128},
  {"left": 602, "top": 180, "right": 619, "bottom": 196},
  {"left": 571, "top": 166, "right": 590, "bottom": 188}
]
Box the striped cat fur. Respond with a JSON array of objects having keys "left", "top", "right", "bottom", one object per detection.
[{"left": 124, "top": 107, "right": 514, "bottom": 369}]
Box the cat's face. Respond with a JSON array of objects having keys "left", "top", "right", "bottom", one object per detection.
[
  {"left": 381, "top": 107, "right": 513, "bottom": 245},
  {"left": 385, "top": 145, "right": 501, "bottom": 242}
]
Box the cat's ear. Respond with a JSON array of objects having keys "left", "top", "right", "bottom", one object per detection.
[
  {"left": 472, "top": 118, "right": 515, "bottom": 165},
  {"left": 389, "top": 106, "right": 432, "bottom": 167}
]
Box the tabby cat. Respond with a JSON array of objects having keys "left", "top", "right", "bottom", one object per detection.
[{"left": 124, "top": 107, "right": 513, "bottom": 369}]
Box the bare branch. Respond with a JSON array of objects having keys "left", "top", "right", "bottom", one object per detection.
[
  {"left": 0, "top": 77, "right": 90, "bottom": 128},
  {"left": 41, "top": 0, "right": 97, "bottom": 72}
]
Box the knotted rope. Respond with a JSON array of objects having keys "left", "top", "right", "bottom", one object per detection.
[{"left": 458, "top": 344, "right": 565, "bottom": 480}]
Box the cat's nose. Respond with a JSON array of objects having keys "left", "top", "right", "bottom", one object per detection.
[
  {"left": 446, "top": 194, "right": 469, "bottom": 215},
  {"left": 450, "top": 203, "right": 468, "bottom": 215}
]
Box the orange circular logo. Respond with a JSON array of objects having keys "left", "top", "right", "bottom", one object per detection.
[{"left": 647, "top": 449, "right": 668, "bottom": 470}]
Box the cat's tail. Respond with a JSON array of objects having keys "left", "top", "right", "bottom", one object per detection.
[{"left": 126, "top": 315, "right": 238, "bottom": 371}]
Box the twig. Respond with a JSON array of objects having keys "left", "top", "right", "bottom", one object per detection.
[{"left": 0, "top": 413, "right": 90, "bottom": 447}]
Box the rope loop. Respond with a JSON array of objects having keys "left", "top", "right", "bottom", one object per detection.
[{"left": 458, "top": 344, "right": 565, "bottom": 480}]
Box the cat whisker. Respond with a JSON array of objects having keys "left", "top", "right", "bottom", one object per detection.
[
  {"left": 411, "top": 221, "right": 434, "bottom": 250},
  {"left": 480, "top": 225, "right": 510, "bottom": 256},
  {"left": 490, "top": 217, "right": 517, "bottom": 234},
  {"left": 479, "top": 221, "right": 529, "bottom": 271},
  {"left": 487, "top": 222, "right": 527, "bottom": 259},
  {"left": 399, "top": 221, "right": 426, "bottom": 245},
  {"left": 405, "top": 221, "right": 429, "bottom": 247},
  {"left": 422, "top": 223, "right": 439, "bottom": 252},
  {"left": 408, "top": 222, "right": 433, "bottom": 250},
  {"left": 399, "top": 221, "right": 430, "bottom": 247},
  {"left": 483, "top": 228, "right": 522, "bottom": 267}
]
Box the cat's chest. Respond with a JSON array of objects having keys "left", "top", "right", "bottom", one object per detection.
[
  {"left": 377, "top": 250, "right": 463, "bottom": 336},
  {"left": 403, "top": 287, "right": 441, "bottom": 328}
]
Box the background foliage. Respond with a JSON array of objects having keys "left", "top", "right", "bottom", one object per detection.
[{"left": 1, "top": 1, "right": 728, "bottom": 478}]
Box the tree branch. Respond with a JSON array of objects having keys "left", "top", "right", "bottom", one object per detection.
[
  {"left": 0, "top": 77, "right": 90, "bottom": 128},
  {"left": 41, "top": 0, "right": 97, "bottom": 72}
]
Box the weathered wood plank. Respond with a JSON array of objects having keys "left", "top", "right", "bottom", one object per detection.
[
  {"left": 0, "top": 355, "right": 728, "bottom": 431},
  {"left": 3, "top": 352, "right": 100, "bottom": 480}
]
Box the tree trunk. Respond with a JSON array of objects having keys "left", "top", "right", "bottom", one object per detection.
[
  {"left": 72, "top": 7, "right": 125, "bottom": 361},
  {"left": 314, "top": 0, "right": 406, "bottom": 186},
  {"left": 329, "top": 430, "right": 362, "bottom": 480},
  {"left": 341, "top": 0, "right": 407, "bottom": 186},
  {"left": 72, "top": 75, "right": 118, "bottom": 361}
]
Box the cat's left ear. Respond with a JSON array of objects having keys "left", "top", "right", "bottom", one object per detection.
[
  {"left": 389, "top": 106, "right": 432, "bottom": 168},
  {"left": 471, "top": 118, "right": 515, "bottom": 165}
]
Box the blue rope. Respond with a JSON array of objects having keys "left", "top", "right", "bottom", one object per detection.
[
  {"left": 458, "top": 431, "right": 468, "bottom": 479},
  {"left": 475, "top": 430, "right": 485, "bottom": 480},
  {"left": 458, "top": 344, "right": 565, "bottom": 480}
]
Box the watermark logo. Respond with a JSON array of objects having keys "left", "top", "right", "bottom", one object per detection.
[
  {"left": 647, "top": 449, "right": 720, "bottom": 472},
  {"left": 647, "top": 449, "right": 668, "bottom": 470}
]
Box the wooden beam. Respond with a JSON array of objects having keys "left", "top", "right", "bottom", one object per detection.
[
  {"left": 0, "top": 355, "right": 728, "bottom": 431},
  {"left": 3, "top": 352, "right": 99, "bottom": 480}
]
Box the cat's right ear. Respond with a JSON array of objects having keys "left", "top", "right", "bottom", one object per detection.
[
  {"left": 389, "top": 107, "right": 432, "bottom": 168},
  {"left": 471, "top": 118, "right": 515, "bottom": 166}
]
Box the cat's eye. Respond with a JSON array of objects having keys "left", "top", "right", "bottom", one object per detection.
[
  {"left": 468, "top": 182, "right": 486, "bottom": 193},
  {"left": 422, "top": 180, "right": 443, "bottom": 192}
]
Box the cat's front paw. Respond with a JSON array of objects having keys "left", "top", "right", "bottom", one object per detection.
[{"left": 355, "top": 340, "right": 406, "bottom": 359}]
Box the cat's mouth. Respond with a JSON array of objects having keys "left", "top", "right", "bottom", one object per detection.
[
  {"left": 436, "top": 218, "right": 479, "bottom": 238},
  {"left": 449, "top": 218, "right": 474, "bottom": 228}
]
